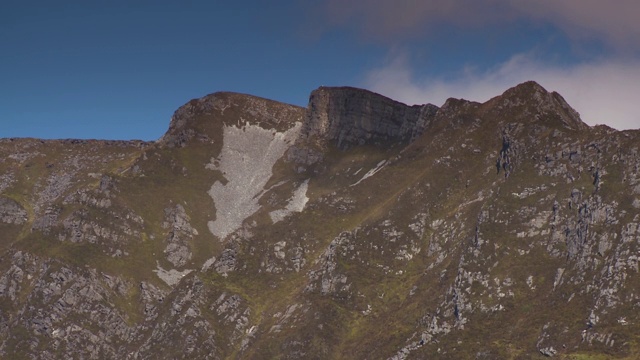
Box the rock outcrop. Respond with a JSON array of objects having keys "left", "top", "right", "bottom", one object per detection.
[
  {"left": 301, "top": 86, "right": 439, "bottom": 149},
  {"left": 163, "top": 204, "right": 197, "bottom": 268},
  {"left": 0, "top": 197, "right": 27, "bottom": 225}
]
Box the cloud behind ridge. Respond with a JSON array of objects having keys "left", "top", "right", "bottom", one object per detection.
[
  {"left": 323, "top": 0, "right": 640, "bottom": 50},
  {"left": 365, "top": 53, "right": 640, "bottom": 130}
]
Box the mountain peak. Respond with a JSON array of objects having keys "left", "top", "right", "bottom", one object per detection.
[
  {"left": 509, "top": 80, "right": 547, "bottom": 94},
  {"left": 157, "top": 91, "right": 304, "bottom": 148},
  {"left": 301, "top": 86, "right": 439, "bottom": 149},
  {"left": 488, "top": 81, "right": 588, "bottom": 131}
]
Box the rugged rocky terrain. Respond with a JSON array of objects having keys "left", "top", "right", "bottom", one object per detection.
[{"left": 1, "top": 81, "right": 640, "bottom": 359}]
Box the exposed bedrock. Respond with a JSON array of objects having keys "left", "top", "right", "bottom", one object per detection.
[{"left": 300, "top": 86, "right": 439, "bottom": 149}]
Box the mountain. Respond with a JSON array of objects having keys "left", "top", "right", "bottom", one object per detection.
[{"left": 1, "top": 81, "right": 639, "bottom": 359}]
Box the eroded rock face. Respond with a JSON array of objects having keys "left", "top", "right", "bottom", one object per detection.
[
  {"left": 0, "top": 197, "right": 27, "bottom": 225},
  {"left": 163, "top": 204, "right": 197, "bottom": 268},
  {"left": 301, "top": 86, "right": 439, "bottom": 149}
]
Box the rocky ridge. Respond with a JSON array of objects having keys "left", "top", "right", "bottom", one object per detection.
[
  {"left": 301, "top": 86, "right": 439, "bottom": 149},
  {"left": 1, "top": 81, "right": 640, "bottom": 359}
]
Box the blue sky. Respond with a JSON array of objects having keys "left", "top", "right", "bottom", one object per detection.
[{"left": 2, "top": 1, "right": 640, "bottom": 140}]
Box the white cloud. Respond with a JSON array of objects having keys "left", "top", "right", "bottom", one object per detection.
[
  {"left": 322, "top": 0, "right": 640, "bottom": 50},
  {"left": 322, "top": 0, "right": 513, "bottom": 41},
  {"left": 509, "top": 0, "right": 640, "bottom": 49},
  {"left": 364, "top": 53, "right": 640, "bottom": 130}
]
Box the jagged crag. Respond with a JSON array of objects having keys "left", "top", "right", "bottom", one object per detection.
[{"left": 1, "top": 81, "right": 639, "bottom": 359}]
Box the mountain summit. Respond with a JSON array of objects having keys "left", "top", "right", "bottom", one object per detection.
[{"left": 1, "top": 81, "right": 639, "bottom": 359}]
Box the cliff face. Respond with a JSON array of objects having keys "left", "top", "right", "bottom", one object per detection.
[
  {"left": 2, "top": 81, "right": 640, "bottom": 359},
  {"left": 302, "top": 86, "right": 439, "bottom": 149}
]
